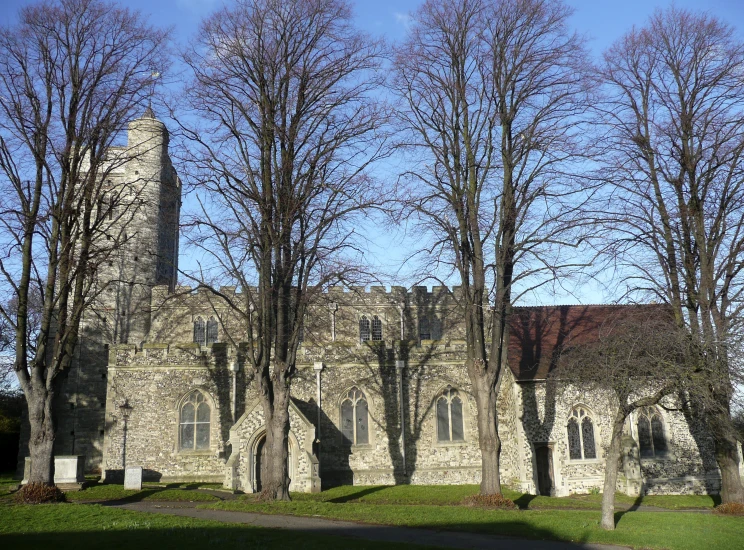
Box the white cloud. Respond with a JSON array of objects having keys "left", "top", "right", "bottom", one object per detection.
[{"left": 394, "top": 11, "right": 412, "bottom": 28}]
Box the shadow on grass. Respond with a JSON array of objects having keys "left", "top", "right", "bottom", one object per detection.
[
  {"left": 513, "top": 493, "right": 538, "bottom": 510},
  {"left": 0, "top": 521, "right": 599, "bottom": 550},
  {"left": 327, "top": 485, "right": 389, "bottom": 504}
]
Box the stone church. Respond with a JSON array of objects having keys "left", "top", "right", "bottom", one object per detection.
[{"left": 18, "top": 111, "right": 744, "bottom": 497}]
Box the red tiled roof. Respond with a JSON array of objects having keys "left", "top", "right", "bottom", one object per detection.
[{"left": 507, "top": 304, "right": 670, "bottom": 381}]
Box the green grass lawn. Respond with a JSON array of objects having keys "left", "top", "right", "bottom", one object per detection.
[
  {"left": 289, "top": 483, "right": 718, "bottom": 510},
  {"left": 204, "top": 498, "right": 743, "bottom": 550},
  {"left": 64, "top": 483, "right": 221, "bottom": 503},
  {"left": 0, "top": 503, "right": 424, "bottom": 549}
]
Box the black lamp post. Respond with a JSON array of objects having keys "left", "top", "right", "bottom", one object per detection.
[{"left": 119, "top": 399, "right": 133, "bottom": 472}]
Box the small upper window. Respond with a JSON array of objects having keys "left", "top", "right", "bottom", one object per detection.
[
  {"left": 206, "top": 316, "right": 218, "bottom": 344},
  {"left": 193, "top": 317, "right": 206, "bottom": 346},
  {"left": 419, "top": 315, "right": 442, "bottom": 340},
  {"left": 637, "top": 407, "right": 668, "bottom": 458},
  {"left": 341, "top": 387, "right": 369, "bottom": 445},
  {"left": 371, "top": 315, "right": 382, "bottom": 341},
  {"left": 419, "top": 316, "right": 430, "bottom": 340},
  {"left": 436, "top": 387, "right": 464, "bottom": 442},
  {"left": 179, "top": 391, "right": 210, "bottom": 451},
  {"left": 567, "top": 407, "right": 596, "bottom": 460},
  {"left": 359, "top": 315, "right": 370, "bottom": 343}
]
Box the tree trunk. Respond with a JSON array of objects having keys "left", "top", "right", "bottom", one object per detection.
[
  {"left": 601, "top": 415, "right": 625, "bottom": 530},
  {"left": 263, "top": 387, "right": 292, "bottom": 501},
  {"left": 26, "top": 386, "right": 56, "bottom": 485},
  {"left": 712, "top": 421, "right": 744, "bottom": 503},
  {"left": 474, "top": 380, "right": 501, "bottom": 495}
]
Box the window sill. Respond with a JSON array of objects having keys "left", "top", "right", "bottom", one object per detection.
[
  {"left": 568, "top": 458, "right": 602, "bottom": 464},
  {"left": 348, "top": 444, "right": 373, "bottom": 452},
  {"left": 434, "top": 440, "right": 467, "bottom": 447},
  {"left": 177, "top": 450, "right": 215, "bottom": 457}
]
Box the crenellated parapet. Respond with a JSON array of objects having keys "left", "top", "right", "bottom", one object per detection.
[{"left": 108, "top": 342, "right": 239, "bottom": 369}]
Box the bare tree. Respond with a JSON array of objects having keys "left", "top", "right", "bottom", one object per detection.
[
  {"left": 179, "top": 0, "right": 388, "bottom": 500},
  {"left": 598, "top": 6, "right": 744, "bottom": 503},
  {"left": 554, "top": 307, "right": 686, "bottom": 530},
  {"left": 392, "top": 0, "right": 593, "bottom": 495},
  {"left": 0, "top": 0, "right": 169, "bottom": 487}
]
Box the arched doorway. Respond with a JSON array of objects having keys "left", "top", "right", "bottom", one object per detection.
[
  {"left": 253, "top": 433, "right": 295, "bottom": 492},
  {"left": 535, "top": 444, "right": 554, "bottom": 496},
  {"left": 255, "top": 435, "right": 269, "bottom": 491}
]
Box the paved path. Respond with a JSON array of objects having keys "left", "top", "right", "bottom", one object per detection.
[{"left": 108, "top": 500, "right": 630, "bottom": 550}]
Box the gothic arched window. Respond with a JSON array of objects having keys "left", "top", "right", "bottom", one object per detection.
[
  {"left": 206, "top": 316, "right": 218, "bottom": 344},
  {"left": 567, "top": 407, "right": 596, "bottom": 460},
  {"left": 371, "top": 315, "right": 383, "bottom": 341},
  {"left": 341, "top": 387, "right": 369, "bottom": 445},
  {"left": 193, "top": 317, "right": 206, "bottom": 346},
  {"left": 359, "top": 316, "right": 370, "bottom": 343},
  {"left": 436, "top": 387, "right": 464, "bottom": 442},
  {"left": 179, "top": 391, "right": 211, "bottom": 451},
  {"left": 637, "top": 407, "right": 668, "bottom": 458}
]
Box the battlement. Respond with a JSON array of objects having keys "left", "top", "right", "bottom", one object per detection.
[
  {"left": 108, "top": 342, "right": 238, "bottom": 369},
  {"left": 150, "top": 283, "right": 464, "bottom": 308}
]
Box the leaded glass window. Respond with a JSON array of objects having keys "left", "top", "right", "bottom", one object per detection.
[
  {"left": 179, "top": 391, "right": 210, "bottom": 451},
  {"left": 567, "top": 407, "right": 596, "bottom": 460},
  {"left": 371, "top": 315, "right": 383, "bottom": 341},
  {"left": 193, "top": 317, "right": 206, "bottom": 345},
  {"left": 436, "top": 387, "right": 465, "bottom": 442},
  {"left": 341, "top": 387, "right": 369, "bottom": 445},
  {"left": 359, "top": 316, "right": 370, "bottom": 343},
  {"left": 581, "top": 416, "right": 596, "bottom": 459},
  {"left": 206, "top": 316, "right": 218, "bottom": 344},
  {"left": 637, "top": 407, "right": 667, "bottom": 457},
  {"left": 567, "top": 418, "right": 582, "bottom": 459}
]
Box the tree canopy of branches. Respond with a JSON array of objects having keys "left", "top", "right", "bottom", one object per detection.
[
  {"left": 0, "top": 0, "right": 169, "bottom": 486},
  {"left": 554, "top": 307, "right": 687, "bottom": 529},
  {"left": 180, "top": 0, "right": 388, "bottom": 500},
  {"left": 599, "top": 6, "right": 744, "bottom": 503},
  {"left": 392, "top": 0, "right": 593, "bottom": 495}
]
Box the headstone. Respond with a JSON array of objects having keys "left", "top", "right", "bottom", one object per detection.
[
  {"left": 21, "top": 455, "right": 85, "bottom": 489},
  {"left": 54, "top": 456, "right": 85, "bottom": 484},
  {"left": 124, "top": 466, "right": 143, "bottom": 490},
  {"left": 21, "top": 457, "right": 31, "bottom": 485}
]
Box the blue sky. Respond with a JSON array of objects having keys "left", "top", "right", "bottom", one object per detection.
[
  {"left": 4, "top": 0, "right": 744, "bottom": 54},
  {"left": 2, "top": 0, "right": 744, "bottom": 304}
]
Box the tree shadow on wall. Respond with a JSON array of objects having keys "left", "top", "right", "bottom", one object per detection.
[
  {"left": 515, "top": 305, "right": 592, "bottom": 494},
  {"left": 356, "top": 296, "right": 450, "bottom": 486}
]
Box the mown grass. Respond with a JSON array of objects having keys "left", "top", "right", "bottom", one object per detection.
[
  {"left": 0, "top": 503, "right": 422, "bottom": 549},
  {"left": 289, "top": 484, "right": 717, "bottom": 510},
  {"left": 64, "top": 483, "right": 221, "bottom": 502},
  {"left": 204, "top": 498, "right": 743, "bottom": 550}
]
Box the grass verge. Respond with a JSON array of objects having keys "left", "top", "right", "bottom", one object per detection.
[
  {"left": 288, "top": 484, "right": 718, "bottom": 510},
  {"left": 203, "top": 498, "right": 742, "bottom": 550},
  {"left": 0, "top": 503, "right": 424, "bottom": 549}
]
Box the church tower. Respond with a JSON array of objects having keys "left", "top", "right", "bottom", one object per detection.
[
  {"left": 101, "top": 108, "right": 181, "bottom": 345},
  {"left": 17, "top": 109, "right": 182, "bottom": 474}
]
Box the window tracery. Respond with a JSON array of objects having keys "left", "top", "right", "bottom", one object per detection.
[
  {"left": 341, "top": 387, "right": 369, "bottom": 445},
  {"left": 436, "top": 387, "right": 464, "bottom": 442},
  {"left": 179, "top": 391, "right": 210, "bottom": 451},
  {"left": 567, "top": 407, "right": 596, "bottom": 460}
]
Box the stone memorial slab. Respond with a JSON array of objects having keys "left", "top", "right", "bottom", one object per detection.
[
  {"left": 124, "top": 466, "right": 143, "bottom": 490},
  {"left": 55, "top": 456, "right": 85, "bottom": 484}
]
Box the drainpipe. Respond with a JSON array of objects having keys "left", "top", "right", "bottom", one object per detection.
[
  {"left": 329, "top": 302, "right": 338, "bottom": 342},
  {"left": 396, "top": 359, "right": 406, "bottom": 476},
  {"left": 230, "top": 359, "right": 240, "bottom": 422},
  {"left": 313, "top": 362, "right": 324, "bottom": 467},
  {"left": 397, "top": 302, "right": 405, "bottom": 340}
]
